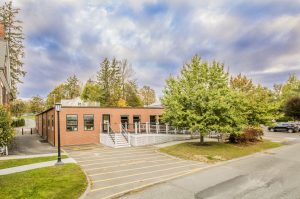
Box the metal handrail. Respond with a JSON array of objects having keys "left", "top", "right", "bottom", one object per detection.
[
  {"left": 120, "top": 125, "right": 128, "bottom": 142},
  {"left": 104, "top": 124, "right": 115, "bottom": 144}
]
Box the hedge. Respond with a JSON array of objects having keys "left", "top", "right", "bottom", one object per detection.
[{"left": 12, "top": 118, "right": 25, "bottom": 127}]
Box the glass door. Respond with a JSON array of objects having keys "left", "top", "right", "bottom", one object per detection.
[{"left": 102, "top": 114, "right": 110, "bottom": 132}]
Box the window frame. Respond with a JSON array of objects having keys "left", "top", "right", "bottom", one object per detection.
[
  {"left": 84, "top": 114, "right": 94, "bottom": 131},
  {"left": 66, "top": 114, "right": 78, "bottom": 132},
  {"left": 133, "top": 115, "right": 140, "bottom": 124}
]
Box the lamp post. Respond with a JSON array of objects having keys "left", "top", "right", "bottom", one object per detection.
[{"left": 55, "top": 103, "right": 63, "bottom": 166}]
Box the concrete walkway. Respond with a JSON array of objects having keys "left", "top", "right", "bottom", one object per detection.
[
  {"left": 0, "top": 158, "right": 76, "bottom": 175},
  {"left": 0, "top": 153, "right": 67, "bottom": 160}
]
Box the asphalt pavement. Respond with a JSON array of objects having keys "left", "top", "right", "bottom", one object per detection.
[{"left": 122, "top": 131, "right": 300, "bottom": 199}]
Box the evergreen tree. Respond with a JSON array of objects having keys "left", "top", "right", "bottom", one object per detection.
[
  {"left": 97, "top": 58, "right": 111, "bottom": 106},
  {"left": 64, "top": 75, "right": 81, "bottom": 99},
  {"left": 109, "top": 58, "right": 122, "bottom": 106},
  {"left": 125, "top": 81, "right": 143, "bottom": 107},
  {"left": 0, "top": 1, "right": 25, "bottom": 97}
]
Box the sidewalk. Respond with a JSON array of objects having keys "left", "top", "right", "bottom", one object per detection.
[
  {"left": 0, "top": 158, "right": 76, "bottom": 175},
  {"left": 0, "top": 153, "right": 66, "bottom": 160}
]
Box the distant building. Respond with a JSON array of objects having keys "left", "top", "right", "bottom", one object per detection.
[
  {"left": 61, "top": 97, "right": 100, "bottom": 107},
  {"left": 0, "top": 24, "right": 11, "bottom": 105}
]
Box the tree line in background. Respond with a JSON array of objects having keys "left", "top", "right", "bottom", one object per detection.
[
  {"left": 7, "top": 57, "right": 157, "bottom": 117},
  {"left": 161, "top": 55, "right": 300, "bottom": 143},
  {"left": 46, "top": 57, "right": 156, "bottom": 108}
]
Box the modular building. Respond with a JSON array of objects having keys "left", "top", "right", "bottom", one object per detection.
[{"left": 36, "top": 106, "right": 164, "bottom": 146}]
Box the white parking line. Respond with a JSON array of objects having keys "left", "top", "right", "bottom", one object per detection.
[
  {"left": 89, "top": 160, "right": 189, "bottom": 177},
  {"left": 85, "top": 158, "right": 178, "bottom": 172},
  {"left": 90, "top": 168, "right": 202, "bottom": 193},
  {"left": 80, "top": 154, "right": 162, "bottom": 166},
  {"left": 78, "top": 155, "right": 171, "bottom": 167},
  {"left": 76, "top": 150, "right": 159, "bottom": 162},
  {"left": 70, "top": 148, "right": 156, "bottom": 158},
  {"left": 93, "top": 162, "right": 202, "bottom": 183}
]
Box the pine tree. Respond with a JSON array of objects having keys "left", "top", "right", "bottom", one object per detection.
[
  {"left": 97, "top": 58, "right": 111, "bottom": 106},
  {"left": 125, "top": 81, "right": 143, "bottom": 107},
  {"left": 0, "top": 1, "right": 25, "bottom": 97},
  {"left": 65, "top": 75, "right": 81, "bottom": 99}
]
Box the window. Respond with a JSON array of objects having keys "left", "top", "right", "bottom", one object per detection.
[
  {"left": 84, "top": 114, "right": 94, "bottom": 131},
  {"left": 51, "top": 115, "right": 54, "bottom": 131},
  {"left": 66, "top": 114, "right": 78, "bottom": 131},
  {"left": 133, "top": 115, "right": 140, "bottom": 124},
  {"left": 150, "top": 115, "right": 156, "bottom": 124},
  {"left": 47, "top": 118, "right": 50, "bottom": 129}
]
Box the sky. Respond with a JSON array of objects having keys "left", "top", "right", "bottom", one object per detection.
[{"left": 5, "top": 0, "right": 300, "bottom": 99}]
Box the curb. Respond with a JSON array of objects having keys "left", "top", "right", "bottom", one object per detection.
[{"left": 63, "top": 149, "right": 91, "bottom": 199}]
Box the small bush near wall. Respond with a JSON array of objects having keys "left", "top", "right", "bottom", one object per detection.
[
  {"left": 12, "top": 118, "right": 25, "bottom": 127},
  {"left": 229, "top": 127, "right": 264, "bottom": 144}
]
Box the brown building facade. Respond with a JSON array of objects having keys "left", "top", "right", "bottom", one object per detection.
[
  {"left": 0, "top": 23, "right": 12, "bottom": 105},
  {"left": 36, "top": 106, "right": 164, "bottom": 146}
]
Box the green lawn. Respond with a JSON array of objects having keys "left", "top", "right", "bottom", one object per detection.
[
  {"left": 0, "top": 155, "right": 68, "bottom": 169},
  {"left": 0, "top": 163, "right": 87, "bottom": 199},
  {"left": 160, "top": 140, "right": 282, "bottom": 163}
]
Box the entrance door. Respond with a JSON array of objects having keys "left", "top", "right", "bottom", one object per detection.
[
  {"left": 102, "top": 114, "right": 110, "bottom": 132},
  {"left": 121, "top": 115, "right": 129, "bottom": 129}
]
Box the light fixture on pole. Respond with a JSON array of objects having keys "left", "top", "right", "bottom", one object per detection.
[{"left": 55, "top": 103, "right": 63, "bottom": 166}]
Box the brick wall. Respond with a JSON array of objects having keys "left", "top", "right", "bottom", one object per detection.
[{"left": 37, "top": 107, "right": 164, "bottom": 146}]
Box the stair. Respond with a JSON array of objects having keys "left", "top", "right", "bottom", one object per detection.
[{"left": 113, "top": 133, "right": 131, "bottom": 148}]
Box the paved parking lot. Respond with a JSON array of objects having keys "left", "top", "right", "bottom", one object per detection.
[{"left": 63, "top": 144, "right": 206, "bottom": 199}]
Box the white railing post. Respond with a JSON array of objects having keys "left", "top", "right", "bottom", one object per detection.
[
  {"left": 146, "top": 122, "right": 149, "bottom": 134},
  {"left": 128, "top": 132, "right": 131, "bottom": 145},
  {"left": 135, "top": 122, "right": 138, "bottom": 134},
  {"left": 156, "top": 122, "right": 159, "bottom": 134},
  {"left": 125, "top": 122, "right": 128, "bottom": 130},
  {"left": 119, "top": 123, "right": 122, "bottom": 132},
  {"left": 138, "top": 122, "right": 141, "bottom": 133},
  {"left": 166, "top": 123, "right": 169, "bottom": 134}
]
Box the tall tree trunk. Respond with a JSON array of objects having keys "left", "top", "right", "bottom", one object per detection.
[{"left": 200, "top": 134, "right": 204, "bottom": 144}]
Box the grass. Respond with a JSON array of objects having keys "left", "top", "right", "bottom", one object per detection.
[
  {"left": 0, "top": 163, "right": 87, "bottom": 199},
  {"left": 160, "top": 140, "right": 282, "bottom": 163},
  {"left": 0, "top": 155, "right": 68, "bottom": 170}
]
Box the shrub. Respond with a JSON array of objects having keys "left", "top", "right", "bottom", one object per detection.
[
  {"left": 0, "top": 106, "right": 15, "bottom": 147},
  {"left": 229, "top": 127, "right": 263, "bottom": 144},
  {"left": 12, "top": 118, "right": 25, "bottom": 127}
]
